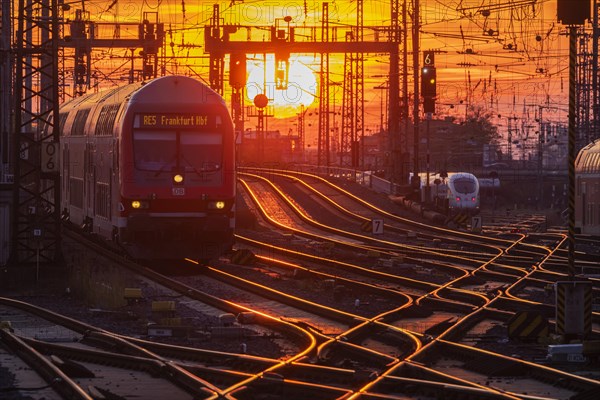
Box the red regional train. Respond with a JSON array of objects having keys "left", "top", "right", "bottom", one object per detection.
[
  {"left": 575, "top": 139, "right": 600, "bottom": 235},
  {"left": 58, "top": 75, "right": 236, "bottom": 261}
]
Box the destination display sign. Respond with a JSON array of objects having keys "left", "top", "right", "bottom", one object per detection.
[{"left": 135, "top": 113, "right": 211, "bottom": 129}]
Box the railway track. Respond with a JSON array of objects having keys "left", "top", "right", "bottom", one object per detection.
[
  {"left": 3, "top": 168, "right": 600, "bottom": 399},
  {"left": 0, "top": 297, "right": 222, "bottom": 399},
  {"left": 230, "top": 168, "right": 600, "bottom": 398}
]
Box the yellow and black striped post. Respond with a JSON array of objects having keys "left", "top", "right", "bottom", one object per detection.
[
  {"left": 361, "top": 220, "right": 372, "bottom": 232},
  {"left": 567, "top": 25, "right": 577, "bottom": 278},
  {"left": 507, "top": 311, "right": 548, "bottom": 340},
  {"left": 556, "top": 283, "right": 566, "bottom": 335}
]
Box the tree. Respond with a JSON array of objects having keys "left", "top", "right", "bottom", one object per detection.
[{"left": 426, "top": 106, "right": 501, "bottom": 172}]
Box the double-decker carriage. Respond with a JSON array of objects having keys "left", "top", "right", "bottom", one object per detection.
[
  {"left": 575, "top": 139, "right": 600, "bottom": 235},
  {"left": 59, "top": 76, "right": 236, "bottom": 261}
]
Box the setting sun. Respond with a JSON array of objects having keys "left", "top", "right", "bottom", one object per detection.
[{"left": 245, "top": 55, "right": 318, "bottom": 118}]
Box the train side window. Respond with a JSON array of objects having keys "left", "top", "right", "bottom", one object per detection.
[
  {"left": 95, "top": 104, "right": 120, "bottom": 136},
  {"left": 59, "top": 113, "right": 69, "bottom": 136},
  {"left": 72, "top": 109, "right": 90, "bottom": 136}
]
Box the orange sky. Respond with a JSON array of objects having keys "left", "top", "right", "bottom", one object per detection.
[{"left": 56, "top": 0, "right": 576, "bottom": 144}]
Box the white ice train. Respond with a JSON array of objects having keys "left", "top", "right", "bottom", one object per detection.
[
  {"left": 415, "top": 171, "right": 480, "bottom": 215},
  {"left": 446, "top": 172, "right": 480, "bottom": 214}
]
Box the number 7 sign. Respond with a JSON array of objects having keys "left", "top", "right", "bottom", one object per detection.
[{"left": 372, "top": 218, "right": 384, "bottom": 234}]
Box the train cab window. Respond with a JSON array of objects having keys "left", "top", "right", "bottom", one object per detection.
[
  {"left": 133, "top": 131, "right": 177, "bottom": 171},
  {"left": 452, "top": 178, "right": 477, "bottom": 194},
  {"left": 133, "top": 131, "right": 222, "bottom": 173},
  {"left": 180, "top": 132, "right": 222, "bottom": 172}
]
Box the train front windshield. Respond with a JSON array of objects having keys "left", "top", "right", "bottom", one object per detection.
[
  {"left": 133, "top": 131, "right": 222, "bottom": 173},
  {"left": 452, "top": 177, "right": 477, "bottom": 194}
]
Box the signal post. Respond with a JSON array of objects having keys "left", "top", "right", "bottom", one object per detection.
[{"left": 421, "top": 51, "right": 437, "bottom": 203}]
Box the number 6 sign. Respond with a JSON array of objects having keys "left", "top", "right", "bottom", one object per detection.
[{"left": 41, "top": 142, "right": 59, "bottom": 173}]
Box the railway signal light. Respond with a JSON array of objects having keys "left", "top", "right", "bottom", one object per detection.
[
  {"left": 229, "top": 53, "right": 246, "bottom": 88},
  {"left": 421, "top": 66, "right": 437, "bottom": 97}
]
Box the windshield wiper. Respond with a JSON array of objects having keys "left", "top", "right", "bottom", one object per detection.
[
  {"left": 181, "top": 155, "right": 220, "bottom": 176},
  {"left": 153, "top": 155, "right": 177, "bottom": 177}
]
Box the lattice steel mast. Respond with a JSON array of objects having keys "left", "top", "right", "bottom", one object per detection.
[
  {"left": 566, "top": 1, "right": 599, "bottom": 147},
  {"left": 1, "top": 0, "right": 13, "bottom": 267},
  {"left": 340, "top": 0, "right": 365, "bottom": 168},
  {"left": 207, "top": 4, "right": 224, "bottom": 95},
  {"left": 355, "top": 0, "right": 365, "bottom": 169},
  {"left": 388, "top": 0, "right": 402, "bottom": 184},
  {"left": 592, "top": 0, "right": 600, "bottom": 143},
  {"left": 578, "top": 26, "right": 593, "bottom": 147},
  {"left": 318, "top": 2, "right": 331, "bottom": 168},
  {"left": 10, "top": 0, "right": 61, "bottom": 265},
  {"left": 340, "top": 32, "right": 354, "bottom": 166}
]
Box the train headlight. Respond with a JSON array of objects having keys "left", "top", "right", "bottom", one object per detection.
[
  {"left": 173, "top": 174, "right": 184, "bottom": 184},
  {"left": 208, "top": 200, "right": 226, "bottom": 210},
  {"left": 131, "top": 200, "right": 149, "bottom": 209}
]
